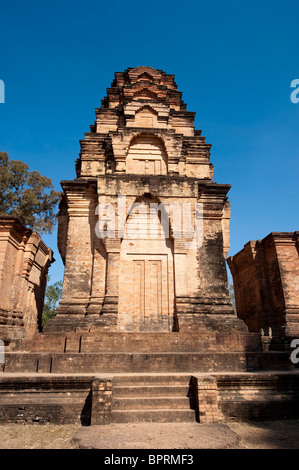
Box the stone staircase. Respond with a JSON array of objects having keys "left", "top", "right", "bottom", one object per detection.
[
  {"left": 0, "top": 328, "right": 298, "bottom": 425},
  {"left": 111, "top": 375, "right": 197, "bottom": 423}
]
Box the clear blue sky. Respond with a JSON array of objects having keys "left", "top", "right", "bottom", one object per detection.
[{"left": 1, "top": 0, "right": 298, "bottom": 284}]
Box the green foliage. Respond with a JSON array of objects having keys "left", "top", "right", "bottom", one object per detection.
[
  {"left": 0, "top": 152, "right": 61, "bottom": 234},
  {"left": 42, "top": 277, "right": 63, "bottom": 329}
]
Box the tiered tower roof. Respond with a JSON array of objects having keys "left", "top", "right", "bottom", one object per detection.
[{"left": 76, "top": 66, "right": 214, "bottom": 181}]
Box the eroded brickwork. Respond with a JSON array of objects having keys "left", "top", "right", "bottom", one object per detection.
[
  {"left": 191, "top": 375, "right": 220, "bottom": 423},
  {"left": 91, "top": 377, "right": 112, "bottom": 425}
]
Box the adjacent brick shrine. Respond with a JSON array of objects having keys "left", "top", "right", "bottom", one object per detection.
[
  {"left": 227, "top": 232, "right": 299, "bottom": 349},
  {"left": 50, "top": 66, "right": 238, "bottom": 333},
  {"left": 0, "top": 217, "right": 53, "bottom": 343}
]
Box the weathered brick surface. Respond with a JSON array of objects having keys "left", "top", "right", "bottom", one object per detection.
[
  {"left": 0, "top": 375, "right": 93, "bottom": 424},
  {"left": 192, "top": 375, "right": 220, "bottom": 423},
  {"left": 91, "top": 377, "right": 112, "bottom": 425},
  {"left": 216, "top": 373, "right": 299, "bottom": 421}
]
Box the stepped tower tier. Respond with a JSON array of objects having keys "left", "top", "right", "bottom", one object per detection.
[{"left": 51, "top": 66, "right": 240, "bottom": 333}]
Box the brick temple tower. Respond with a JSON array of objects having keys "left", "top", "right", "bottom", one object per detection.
[
  {"left": 3, "top": 67, "right": 298, "bottom": 427},
  {"left": 49, "top": 66, "right": 241, "bottom": 334}
]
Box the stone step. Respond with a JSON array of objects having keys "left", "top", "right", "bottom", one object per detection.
[
  {"left": 17, "top": 329, "right": 261, "bottom": 354},
  {"left": 112, "top": 375, "right": 192, "bottom": 386},
  {"left": 113, "top": 385, "right": 190, "bottom": 397},
  {"left": 20, "top": 331, "right": 221, "bottom": 353},
  {"left": 80, "top": 336, "right": 219, "bottom": 353},
  {"left": 1, "top": 351, "right": 295, "bottom": 374},
  {"left": 112, "top": 397, "right": 194, "bottom": 410},
  {"left": 0, "top": 395, "right": 85, "bottom": 404},
  {"left": 111, "top": 409, "right": 197, "bottom": 423}
]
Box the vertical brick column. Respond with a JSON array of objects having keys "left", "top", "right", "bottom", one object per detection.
[
  {"left": 86, "top": 234, "right": 106, "bottom": 315},
  {"left": 56, "top": 183, "right": 96, "bottom": 316},
  {"left": 192, "top": 375, "right": 220, "bottom": 423},
  {"left": 91, "top": 377, "right": 113, "bottom": 425},
  {"left": 197, "top": 186, "right": 234, "bottom": 314},
  {"left": 101, "top": 238, "right": 120, "bottom": 320}
]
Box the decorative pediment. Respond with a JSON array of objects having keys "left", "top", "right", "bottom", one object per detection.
[
  {"left": 126, "top": 134, "right": 168, "bottom": 175},
  {"left": 136, "top": 72, "right": 154, "bottom": 82},
  {"left": 133, "top": 88, "right": 158, "bottom": 100},
  {"left": 134, "top": 106, "right": 158, "bottom": 128}
]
